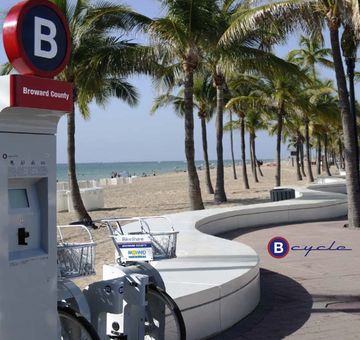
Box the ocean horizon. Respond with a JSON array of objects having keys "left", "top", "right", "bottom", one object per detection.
[{"left": 56, "top": 159, "right": 275, "bottom": 181}]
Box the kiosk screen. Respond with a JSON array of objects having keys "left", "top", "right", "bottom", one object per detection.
[{"left": 9, "top": 189, "right": 29, "bottom": 209}]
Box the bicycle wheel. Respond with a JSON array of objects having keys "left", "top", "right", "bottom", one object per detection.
[
  {"left": 145, "top": 285, "right": 186, "bottom": 340},
  {"left": 58, "top": 305, "right": 100, "bottom": 340}
]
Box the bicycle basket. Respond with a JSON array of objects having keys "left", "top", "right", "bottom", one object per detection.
[
  {"left": 101, "top": 216, "right": 179, "bottom": 262},
  {"left": 57, "top": 225, "right": 96, "bottom": 278},
  {"left": 149, "top": 231, "right": 178, "bottom": 260}
]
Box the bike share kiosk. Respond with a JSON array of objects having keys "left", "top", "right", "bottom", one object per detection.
[{"left": 0, "top": 1, "right": 72, "bottom": 338}]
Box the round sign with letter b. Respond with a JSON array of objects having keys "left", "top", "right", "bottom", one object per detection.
[
  {"left": 3, "top": 0, "right": 71, "bottom": 78},
  {"left": 267, "top": 236, "right": 290, "bottom": 259}
]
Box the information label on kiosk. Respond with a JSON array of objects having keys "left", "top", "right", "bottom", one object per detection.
[{"left": 116, "top": 235, "right": 153, "bottom": 262}]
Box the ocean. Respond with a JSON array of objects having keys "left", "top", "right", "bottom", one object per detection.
[{"left": 56, "top": 160, "right": 264, "bottom": 181}]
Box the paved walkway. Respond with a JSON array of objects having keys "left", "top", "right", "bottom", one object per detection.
[{"left": 211, "top": 219, "right": 360, "bottom": 340}]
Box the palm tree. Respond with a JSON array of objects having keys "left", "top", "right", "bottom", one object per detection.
[
  {"left": 149, "top": 0, "right": 221, "bottom": 210},
  {"left": 253, "top": 74, "right": 308, "bottom": 186},
  {"left": 288, "top": 35, "right": 333, "bottom": 79},
  {"left": 227, "top": 71, "right": 306, "bottom": 188},
  {"left": 228, "top": 110, "right": 238, "bottom": 180},
  {"left": 306, "top": 80, "right": 337, "bottom": 178},
  {"left": 249, "top": 128, "right": 259, "bottom": 183},
  {"left": 224, "top": 118, "right": 250, "bottom": 189},
  {"left": 288, "top": 36, "right": 334, "bottom": 182},
  {"left": 200, "top": 1, "right": 301, "bottom": 202},
  {"left": 222, "top": 0, "right": 360, "bottom": 227},
  {"left": 299, "top": 139, "right": 307, "bottom": 178},
  {"left": 245, "top": 110, "right": 267, "bottom": 178},
  {"left": 226, "top": 74, "right": 267, "bottom": 187},
  {"left": 151, "top": 74, "right": 216, "bottom": 195},
  {"left": 3, "top": 0, "right": 152, "bottom": 224},
  {"left": 193, "top": 75, "right": 216, "bottom": 194},
  {"left": 316, "top": 134, "right": 322, "bottom": 175},
  {"left": 283, "top": 115, "right": 305, "bottom": 181},
  {"left": 225, "top": 105, "right": 267, "bottom": 188},
  {"left": 226, "top": 77, "right": 258, "bottom": 190},
  {"left": 312, "top": 93, "right": 342, "bottom": 176},
  {"left": 58, "top": 0, "right": 153, "bottom": 224}
]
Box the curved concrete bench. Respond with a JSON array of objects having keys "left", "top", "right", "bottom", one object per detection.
[
  {"left": 97, "top": 177, "right": 133, "bottom": 186},
  {"left": 148, "top": 187, "right": 347, "bottom": 339},
  {"left": 56, "top": 190, "right": 68, "bottom": 212},
  {"left": 67, "top": 188, "right": 105, "bottom": 212},
  {"left": 57, "top": 181, "right": 69, "bottom": 191},
  {"left": 308, "top": 182, "right": 347, "bottom": 194}
]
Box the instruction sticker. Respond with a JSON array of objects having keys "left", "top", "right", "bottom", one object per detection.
[{"left": 116, "top": 235, "right": 153, "bottom": 262}]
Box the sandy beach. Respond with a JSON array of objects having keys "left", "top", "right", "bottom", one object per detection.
[
  {"left": 57, "top": 161, "right": 330, "bottom": 287},
  {"left": 57, "top": 161, "right": 321, "bottom": 225}
]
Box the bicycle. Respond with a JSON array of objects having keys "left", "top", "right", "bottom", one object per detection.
[
  {"left": 57, "top": 224, "right": 99, "bottom": 340},
  {"left": 57, "top": 218, "right": 186, "bottom": 340},
  {"left": 98, "top": 216, "right": 186, "bottom": 340},
  {"left": 58, "top": 305, "right": 100, "bottom": 340}
]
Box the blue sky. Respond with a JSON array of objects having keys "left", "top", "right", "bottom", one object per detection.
[{"left": 0, "top": 1, "right": 353, "bottom": 163}]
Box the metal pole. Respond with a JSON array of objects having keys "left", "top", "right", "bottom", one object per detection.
[{"left": 345, "top": 57, "right": 360, "bottom": 181}]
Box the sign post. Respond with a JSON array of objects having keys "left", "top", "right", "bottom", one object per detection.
[{"left": 0, "top": 1, "right": 72, "bottom": 338}]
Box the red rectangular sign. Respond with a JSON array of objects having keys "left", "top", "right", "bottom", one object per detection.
[{"left": 10, "top": 75, "right": 73, "bottom": 112}]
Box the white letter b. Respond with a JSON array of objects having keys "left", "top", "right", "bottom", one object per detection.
[
  {"left": 34, "top": 16, "right": 57, "bottom": 59},
  {"left": 274, "top": 242, "right": 284, "bottom": 254}
]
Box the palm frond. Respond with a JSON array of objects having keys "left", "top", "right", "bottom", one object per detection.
[
  {"left": 221, "top": 0, "right": 323, "bottom": 46},
  {"left": 151, "top": 94, "right": 185, "bottom": 117},
  {"left": 0, "top": 62, "right": 13, "bottom": 75},
  {"left": 95, "top": 78, "right": 138, "bottom": 107}
]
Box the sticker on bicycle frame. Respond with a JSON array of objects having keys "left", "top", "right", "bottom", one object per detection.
[{"left": 116, "top": 235, "right": 153, "bottom": 261}]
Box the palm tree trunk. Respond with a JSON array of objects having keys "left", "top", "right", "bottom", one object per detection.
[
  {"left": 334, "top": 149, "right": 339, "bottom": 169},
  {"left": 67, "top": 108, "right": 92, "bottom": 224},
  {"left": 305, "top": 120, "right": 314, "bottom": 182},
  {"left": 240, "top": 116, "right": 250, "bottom": 189},
  {"left": 275, "top": 110, "right": 283, "bottom": 186},
  {"left": 214, "top": 75, "right": 227, "bottom": 203},
  {"left": 330, "top": 26, "right": 360, "bottom": 228},
  {"left": 346, "top": 57, "right": 360, "bottom": 181},
  {"left": 229, "top": 111, "right": 237, "bottom": 180},
  {"left": 324, "top": 134, "right": 331, "bottom": 176},
  {"left": 317, "top": 136, "right": 322, "bottom": 175},
  {"left": 257, "top": 161, "right": 264, "bottom": 177},
  {"left": 184, "top": 64, "right": 204, "bottom": 210},
  {"left": 296, "top": 135, "right": 302, "bottom": 181},
  {"left": 300, "top": 141, "right": 306, "bottom": 177},
  {"left": 339, "top": 139, "right": 344, "bottom": 169},
  {"left": 250, "top": 133, "right": 259, "bottom": 183},
  {"left": 253, "top": 137, "right": 263, "bottom": 177},
  {"left": 201, "top": 117, "right": 214, "bottom": 194},
  {"left": 249, "top": 134, "right": 254, "bottom": 174}
]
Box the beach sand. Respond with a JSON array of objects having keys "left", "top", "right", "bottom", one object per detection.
[
  {"left": 57, "top": 161, "right": 320, "bottom": 224},
  {"left": 57, "top": 161, "right": 330, "bottom": 287}
]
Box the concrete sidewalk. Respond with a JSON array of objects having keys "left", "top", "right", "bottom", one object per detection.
[{"left": 211, "top": 220, "right": 360, "bottom": 340}]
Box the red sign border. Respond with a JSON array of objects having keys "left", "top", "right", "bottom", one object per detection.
[{"left": 3, "top": 0, "right": 71, "bottom": 78}]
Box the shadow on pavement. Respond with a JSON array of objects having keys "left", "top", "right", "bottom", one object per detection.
[{"left": 210, "top": 268, "right": 313, "bottom": 340}]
